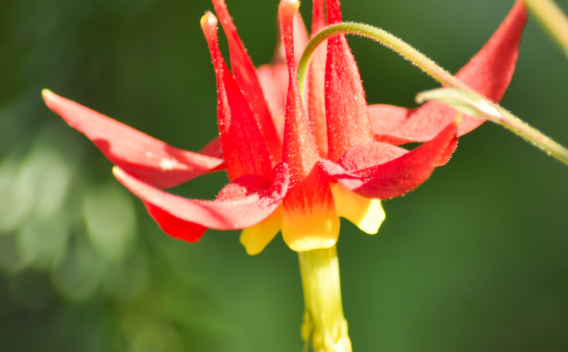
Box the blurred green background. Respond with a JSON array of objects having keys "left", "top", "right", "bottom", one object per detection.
[{"left": 1, "top": 0, "right": 567, "bottom": 351}]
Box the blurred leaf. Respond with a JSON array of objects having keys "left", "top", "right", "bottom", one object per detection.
[
  {"left": 128, "top": 323, "right": 184, "bottom": 352},
  {"left": 17, "top": 210, "right": 71, "bottom": 270},
  {"left": 102, "top": 252, "right": 148, "bottom": 299},
  {"left": 52, "top": 236, "right": 103, "bottom": 301},
  {"left": 0, "top": 234, "right": 27, "bottom": 274},
  {"left": 9, "top": 271, "right": 55, "bottom": 311},
  {"left": 0, "top": 157, "right": 28, "bottom": 232},
  {"left": 83, "top": 182, "right": 137, "bottom": 262}
]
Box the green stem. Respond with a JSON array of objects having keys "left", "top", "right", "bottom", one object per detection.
[
  {"left": 416, "top": 88, "right": 568, "bottom": 166},
  {"left": 498, "top": 108, "right": 568, "bottom": 165},
  {"left": 297, "top": 22, "right": 568, "bottom": 166},
  {"left": 297, "top": 22, "right": 469, "bottom": 96},
  {"left": 525, "top": 0, "right": 568, "bottom": 56},
  {"left": 298, "top": 245, "right": 352, "bottom": 352}
]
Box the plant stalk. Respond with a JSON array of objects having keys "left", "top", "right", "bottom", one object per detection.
[
  {"left": 298, "top": 245, "right": 352, "bottom": 352},
  {"left": 416, "top": 88, "right": 568, "bottom": 166},
  {"left": 525, "top": 0, "right": 568, "bottom": 56}
]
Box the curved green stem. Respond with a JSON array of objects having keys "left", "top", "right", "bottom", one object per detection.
[
  {"left": 498, "top": 108, "right": 568, "bottom": 165},
  {"left": 297, "top": 22, "right": 469, "bottom": 96},
  {"left": 417, "top": 88, "right": 568, "bottom": 166},
  {"left": 525, "top": 0, "right": 568, "bottom": 56},
  {"left": 298, "top": 22, "right": 568, "bottom": 166}
]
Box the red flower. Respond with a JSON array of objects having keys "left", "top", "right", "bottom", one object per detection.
[{"left": 43, "top": 0, "right": 527, "bottom": 254}]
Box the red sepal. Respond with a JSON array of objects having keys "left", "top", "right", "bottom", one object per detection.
[
  {"left": 279, "top": 0, "right": 335, "bottom": 210},
  {"left": 372, "top": 1, "right": 528, "bottom": 143},
  {"left": 325, "top": 0, "right": 342, "bottom": 25},
  {"left": 43, "top": 90, "right": 224, "bottom": 189},
  {"left": 256, "top": 63, "right": 288, "bottom": 138},
  {"left": 337, "top": 142, "right": 408, "bottom": 171},
  {"left": 256, "top": 11, "right": 311, "bottom": 140},
  {"left": 367, "top": 104, "right": 414, "bottom": 141},
  {"left": 202, "top": 12, "right": 272, "bottom": 181},
  {"left": 272, "top": 12, "right": 310, "bottom": 66},
  {"left": 279, "top": 0, "right": 338, "bottom": 252},
  {"left": 324, "top": 0, "right": 374, "bottom": 161},
  {"left": 321, "top": 121, "right": 458, "bottom": 199},
  {"left": 280, "top": 0, "right": 324, "bottom": 185},
  {"left": 199, "top": 137, "right": 227, "bottom": 172},
  {"left": 199, "top": 137, "right": 223, "bottom": 159},
  {"left": 145, "top": 204, "right": 208, "bottom": 243},
  {"left": 113, "top": 163, "right": 290, "bottom": 241},
  {"left": 312, "top": 0, "right": 326, "bottom": 33},
  {"left": 212, "top": 0, "right": 283, "bottom": 164},
  {"left": 306, "top": 0, "right": 328, "bottom": 157}
]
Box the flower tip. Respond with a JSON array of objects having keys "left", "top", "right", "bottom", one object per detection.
[
  {"left": 111, "top": 166, "right": 126, "bottom": 180},
  {"left": 200, "top": 11, "right": 218, "bottom": 32},
  {"left": 41, "top": 88, "right": 54, "bottom": 99},
  {"left": 41, "top": 89, "right": 57, "bottom": 108},
  {"left": 211, "top": 0, "right": 226, "bottom": 7},
  {"left": 279, "top": 0, "right": 300, "bottom": 17},
  {"left": 41, "top": 89, "right": 62, "bottom": 110}
]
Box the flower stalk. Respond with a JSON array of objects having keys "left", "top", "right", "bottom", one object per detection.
[
  {"left": 524, "top": 0, "right": 568, "bottom": 56},
  {"left": 416, "top": 88, "right": 568, "bottom": 166},
  {"left": 298, "top": 21, "right": 568, "bottom": 166},
  {"left": 297, "top": 22, "right": 464, "bottom": 95},
  {"left": 299, "top": 245, "right": 352, "bottom": 352}
]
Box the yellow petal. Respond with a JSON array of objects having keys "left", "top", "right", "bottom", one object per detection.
[
  {"left": 281, "top": 201, "right": 340, "bottom": 252},
  {"left": 331, "top": 183, "right": 385, "bottom": 234},
  {"left": 240, "top": 205, "right": 283, "bottom": 255}
]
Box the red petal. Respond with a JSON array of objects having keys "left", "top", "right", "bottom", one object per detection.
[
  {"left": 368, "top": 104, "right": 414, "bottom": 141},
  {"left": 272, "top": 12, "right": 311, "bottom": 66},
  {"left": 255, "top": 11, "right": 311, "bottom": 141},
  {"left": 199, "top": 137, "right": 227, "bottom": 173},
  {"left": 42, "top": 90, "right": 224, "bottom": 189},
  {"left": 113, "top": 163, "right": 290, "bottom": 239},
  {"left": 324, "top": 0, "right": 374, "bottom": 162},
  {"left": 279, "top": 0, "right": 333, "bottom": 189},
  {"left": 292, "top": 12, "right": 310, "bottom": 64},
  {"left": 279, "top": 0, "right": 339, "bottom": 251},
  {"left": 216, "top": 174, "right": 272, "bottom": 200},
  {"left": 435, "top": 135, "right": 458, "bottom": 167},
  {"left": 199, "top": 137, "right": 223, "bottom": 159},
  {"left": 256, "top": 63, "right": 288, "bottom": 138},
  {"left": 202, "top": 12, "right": 272, "bottom": 181},
  {"left": 307, "top": 43, "right": 329, "bottom": 157},
  {"left": 146, "top": 204, "right": 207, "bottom": 243},
  {"left": 312, "top": 0, "right": 326, "bottom": 33},
  {"left": 280, "top": 0, "right": 321, "bottom": 183},
  {"left": 337, "top": 142, "right": 409, "bottom": 171},
  {"left": 306, "top": 0, "right": 328, "bottom": 157},
  {"left": 325, "top": 0, "right": 342, "bottom": 25},
  {"left": 375, "top": 1, "right": 527, "bottom": 143},
  {"left": 321, "top": 121, "right": 458, "bottom": 199},
  {"left": 211, "top": 0, "right": 283, "bottom": 164}
]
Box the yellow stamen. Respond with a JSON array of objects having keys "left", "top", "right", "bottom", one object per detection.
[
  {"left": 331, "top": 183, "right": 385, "bottom": 234},
  {"left": 240, "top": 205, "right": 283, "bottom": 255}
]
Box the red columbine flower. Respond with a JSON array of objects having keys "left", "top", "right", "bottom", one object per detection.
[{"left": 42, "top": 0, "right": 527, "bottom": 254}]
